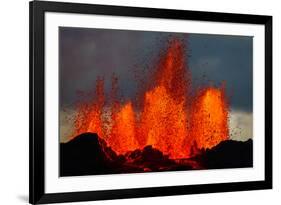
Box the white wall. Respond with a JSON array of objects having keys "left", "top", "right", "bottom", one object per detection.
[{"left": 0, "top": 0, "right": 279, "bottom": 204}]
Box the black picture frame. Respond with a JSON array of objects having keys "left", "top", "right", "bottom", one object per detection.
[{"left": 29, "top": 1, "right": 272, "bottom": 204}]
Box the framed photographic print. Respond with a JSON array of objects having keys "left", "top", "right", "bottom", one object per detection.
[{"left": 29, "top": 0, "right": 272, "bottom": 204}]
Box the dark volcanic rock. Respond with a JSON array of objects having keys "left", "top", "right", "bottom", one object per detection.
[
  {"left": 60, "top": 134, "right": 193, "bottom": 176},
  {"left": 125, "top": 145, "right": 169, "bottom": 164},
  {"left": 60, "top": 132, "right": 124, "bottom": 176},
  {"left": 124, "top": 145, "right": 193, "bottom": 172},
  {"left": 60, "top": 132, "right": 251, "bottom": 176},
  {"left": 194, "top": 139, "right": 253, "bottom": 169}
]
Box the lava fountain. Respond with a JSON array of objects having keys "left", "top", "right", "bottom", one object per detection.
[
  {"left": 71, "top": 38, "right": 229, "bottom": 159},
  {"left": 139, "top": 39, "right": 190, "bottom": 158},
  {"left": 73, "top": 77, "right": 105, "bottom": 139},
  {"left": 190, "top": 86, "right": 229, "bottom": 149}
]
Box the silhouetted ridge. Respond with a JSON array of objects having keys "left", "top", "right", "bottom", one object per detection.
[
  {"left": 60, "top": 132, "right": 123, "bottom": 176},
  {"left": 194, "top": 139, "right": 253, "bottom": 169},
  {"left": 60, "top": 132, "right": 253, "bottom": 176}
]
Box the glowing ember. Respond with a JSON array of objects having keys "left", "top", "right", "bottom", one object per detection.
[{"left": 71, "top": 38, "right": 229, "bottom": 159}]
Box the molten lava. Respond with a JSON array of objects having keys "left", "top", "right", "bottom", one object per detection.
[
  {"left": 71, "top": 38, "right": 229, "bottom": 159},
  {"left": 139, "top": 39, "right": 190, "bottom": 158},
  {"left": 190, "top": 86, "right": 229, "bottom": 149},
  {"left": 73, "top": 77, "right": 105, "bottom": 140},
  {"left": 109, "top": 101, "right": 139, "bottom": 154}
]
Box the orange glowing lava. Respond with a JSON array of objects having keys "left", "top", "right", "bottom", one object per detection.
[
  {"left": 73, "top": 77, "right": 105, "bottom": 140},
  {"left": 139, "top": 39, "right": 190, "bottom": 158},
  {"left": 71, "top": 38, "right": 229, "bottom": 159},
  {"left": 109, "top": 101, "right": 139, "bottom": 154},
  {"left": 190, "top": 86, "right": 229, "bottom": 149}
]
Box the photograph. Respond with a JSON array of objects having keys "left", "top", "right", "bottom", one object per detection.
[
  {"left": 59, "top": 27, "right": 253, "bottom": 176},
  {"left": 28, "top": 1, "right": 272, "bottom": 204}
]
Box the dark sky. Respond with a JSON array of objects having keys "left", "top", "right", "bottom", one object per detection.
[{"left": 59, "top": 27, "right": 253, "bottom": 112}]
